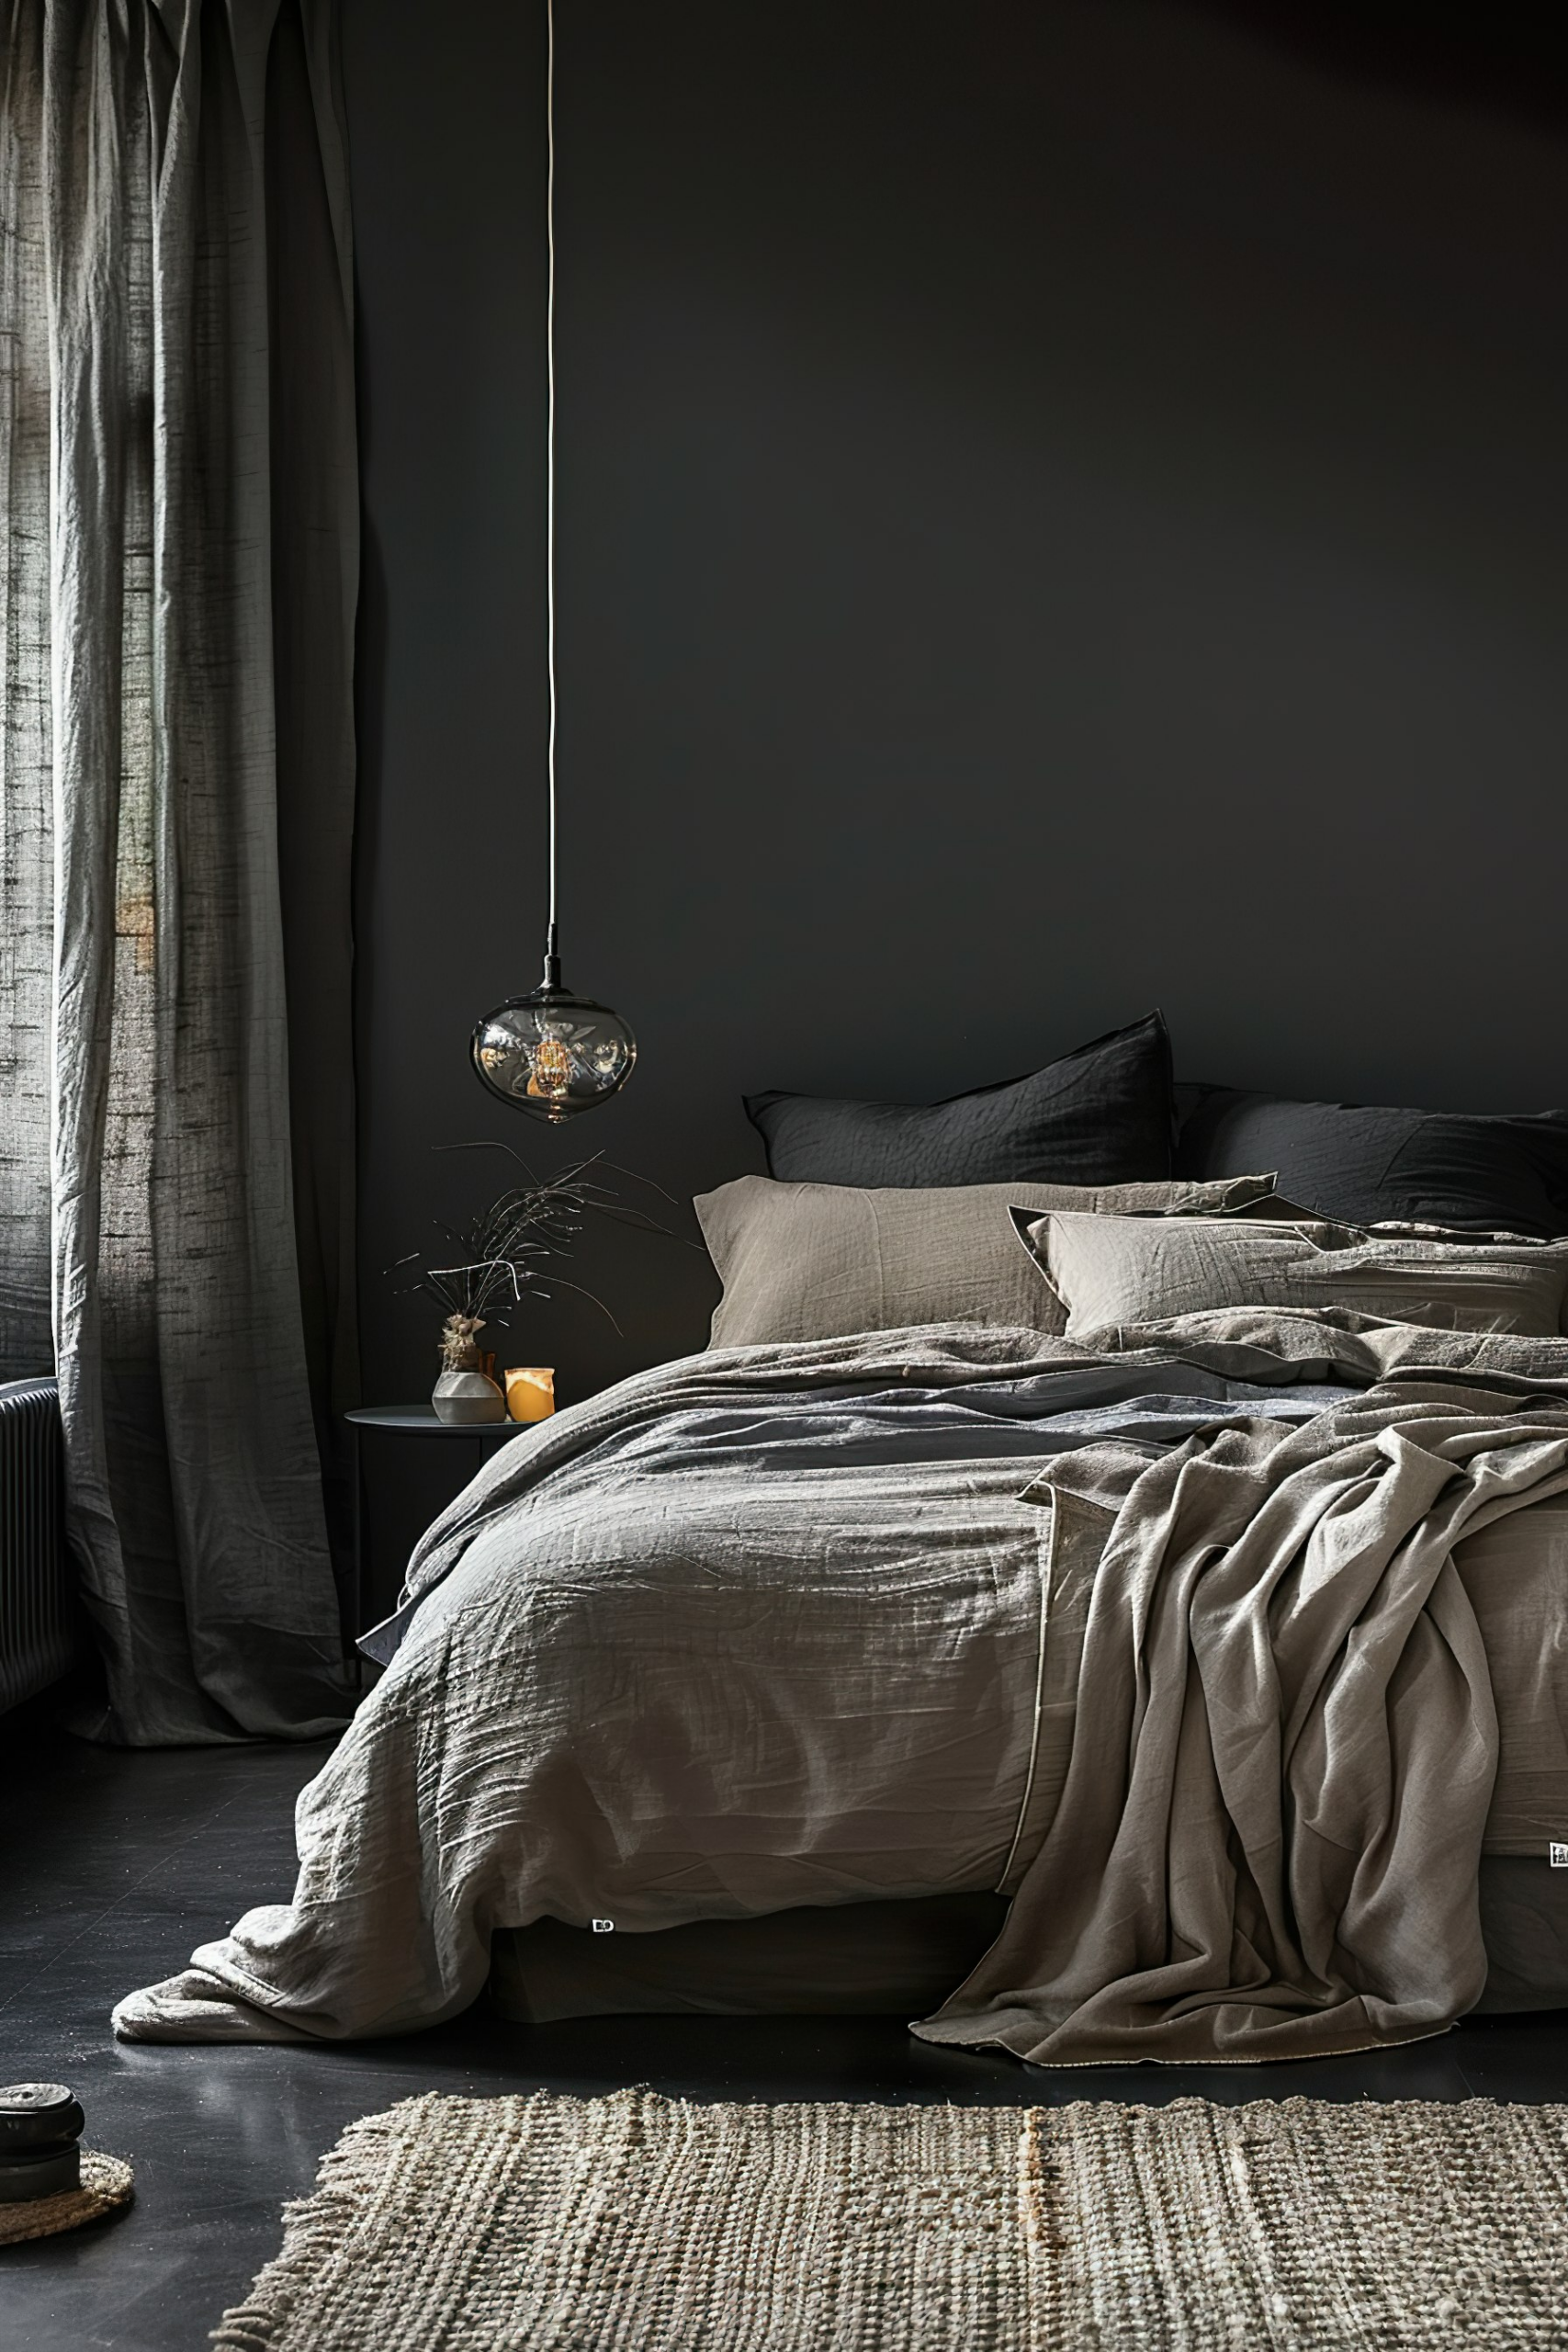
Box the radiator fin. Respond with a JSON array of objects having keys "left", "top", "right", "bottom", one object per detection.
[{"left": 0, "top": 1378, "right": 79, "bottom": 1713}]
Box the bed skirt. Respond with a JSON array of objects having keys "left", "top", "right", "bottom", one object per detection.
[{"left": 489, "top": 1861, "right": 1568, "bottom": 2026}]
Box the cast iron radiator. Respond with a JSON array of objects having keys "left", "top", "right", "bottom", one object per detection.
[{"left": 0, "top": 1378, "right": 77, "bottom": 1713}]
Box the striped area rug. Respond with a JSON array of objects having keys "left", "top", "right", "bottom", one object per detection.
[{"left": 212, "top": 2087, "right": 1568, "bottom": 2349}]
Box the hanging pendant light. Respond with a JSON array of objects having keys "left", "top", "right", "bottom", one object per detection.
[{"left": 472, "top": 0, "right": 636, "bottom": 1125}]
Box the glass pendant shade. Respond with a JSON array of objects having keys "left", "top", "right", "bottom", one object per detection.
[
  {"left": 471, "top": 974, "right": 636, "bottom": 1123},
  {"left": 471, "top": 4, "right": 637, "bottom": 1121}
]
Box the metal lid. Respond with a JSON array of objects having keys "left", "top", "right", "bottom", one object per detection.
[
  {"left": 0, "top": 2085, "right": 85, "bottom": 2155},
  {"left": 0, "top": 2085, "right": 74, "bottom": 2111}
]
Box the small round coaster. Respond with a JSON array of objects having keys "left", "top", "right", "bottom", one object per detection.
[{"left": 0, "top": 2150, "right": 134, "bottom": 2245}]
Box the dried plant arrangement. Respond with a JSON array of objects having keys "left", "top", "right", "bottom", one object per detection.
[{"left": 386, "top": 1142, "right": 677, "bottom": 1374}]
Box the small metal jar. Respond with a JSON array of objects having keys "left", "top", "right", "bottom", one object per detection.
[{"left": 0, "top": 2084, "right": 85, "bottom": 2201}]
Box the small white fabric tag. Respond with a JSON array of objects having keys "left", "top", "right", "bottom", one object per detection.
[
  {"left": 592, "top": 1917, "right": 615, "bottom": 1932},
  {"left": 1551, "top": 1845, "right": 1568, "bottom": 1869}
]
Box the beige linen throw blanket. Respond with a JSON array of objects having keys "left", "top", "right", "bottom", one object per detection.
[{"left": 113, "top": 1316, "right": 1568, "bottom": 2064}]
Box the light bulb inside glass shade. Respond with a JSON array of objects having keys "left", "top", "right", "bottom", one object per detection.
[{"left": 471, "top": 986, "right": 637, "bottom": 1122}]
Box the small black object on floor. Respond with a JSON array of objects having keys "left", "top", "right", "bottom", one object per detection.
[
  {"left": 0, "top": 2082, "right": 85, "bottom": 2203},
  {"left": 5, "top": 1715, "right": 1568, "bottom": 2352}
]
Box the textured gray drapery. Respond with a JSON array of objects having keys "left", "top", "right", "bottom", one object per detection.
[{"left": 0, "top": 0, "right": 356, "bottom": 1742}]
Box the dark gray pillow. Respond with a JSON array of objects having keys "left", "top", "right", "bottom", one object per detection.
[
  {"left": 746, "top": 1013, "right": 1174, "bottom": 1188},
  {"left": 1176, "top": 1088, "right": 1568, "bottom": 1238},
  {"left": 695, "top": 1171, "right": 1281, "bottom": 1348}
]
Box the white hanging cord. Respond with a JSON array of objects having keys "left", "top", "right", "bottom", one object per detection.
[{"left": 546, "top": 0, "right": 558, "bottom": 944}]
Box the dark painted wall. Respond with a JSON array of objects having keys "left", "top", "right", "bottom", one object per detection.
[{"left": 343, "top": 0, "right": 1568, "bottom": 1439}]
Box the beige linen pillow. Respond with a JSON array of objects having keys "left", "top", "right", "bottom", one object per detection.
[
  {"left": 1027, "top": 1211, "right": 1568, "bottom": 1340},
  {"left": 695, "top": 1173, "right": 1281, "bottom": 1348}
]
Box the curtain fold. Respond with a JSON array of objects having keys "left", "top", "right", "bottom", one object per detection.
[{"left": 0, "top": 0, "right": 355, "bottom": 1743}]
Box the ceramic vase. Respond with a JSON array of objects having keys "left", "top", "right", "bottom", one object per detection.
[{"left": 432, "top": 1367, "right": 506, "bottom": 1424}]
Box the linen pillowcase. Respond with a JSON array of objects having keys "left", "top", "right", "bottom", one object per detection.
[
  {"left": 695, "top": 1173, "right": 1282, "bottom": 1348},
  {"left": 1026, "top": 1211, "right": 1568, "bottom": 1340},
  {"left": 1176, "top": 1087, "right": 1568, "bottom": 1238},
  {"left": 745, "top": 1012, "right": 1175, "bottom": 1188}
]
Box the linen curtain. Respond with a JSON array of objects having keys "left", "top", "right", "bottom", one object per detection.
[{"left": 0, "top": 0, "right": 356, "bottom": 1742}]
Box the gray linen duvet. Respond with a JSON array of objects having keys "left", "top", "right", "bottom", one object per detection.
[{"left": 112, "top": 1317, "right": 1568, "bottom": 2064}]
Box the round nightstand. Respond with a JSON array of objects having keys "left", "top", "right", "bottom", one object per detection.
[{"left": 344, "top": 1407, "right": 521, "bottom": 1657}]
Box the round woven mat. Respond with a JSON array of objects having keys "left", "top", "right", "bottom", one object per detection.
[{"left": 0, "top": 2151, "right": 134, "bottom": 2245}]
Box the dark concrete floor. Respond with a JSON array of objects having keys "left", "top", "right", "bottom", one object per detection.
[{"left": 6, "top": 1722, "right": 1568, "bottom": 2352}]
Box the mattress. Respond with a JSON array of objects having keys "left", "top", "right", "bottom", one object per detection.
[{"left": 491, "top": 1863, "right": 1568, "bottom": 2024}]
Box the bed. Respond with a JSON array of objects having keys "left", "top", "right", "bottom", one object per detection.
[{"left": 111, "top": 1017, "right": 1568, "bottom": 2064}]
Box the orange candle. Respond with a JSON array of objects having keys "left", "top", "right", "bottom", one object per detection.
[{"left": 505, "top": 1366, "right": 556, "bottom": 1423}]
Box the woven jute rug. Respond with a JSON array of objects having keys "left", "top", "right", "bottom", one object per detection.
[{"left": 211, "top": 2088, "right": 1568, "bottom": 2350}]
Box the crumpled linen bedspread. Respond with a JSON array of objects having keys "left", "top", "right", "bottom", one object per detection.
[{"left": 112, "top": 1314, "right": 1568, "bottom": 2062}]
